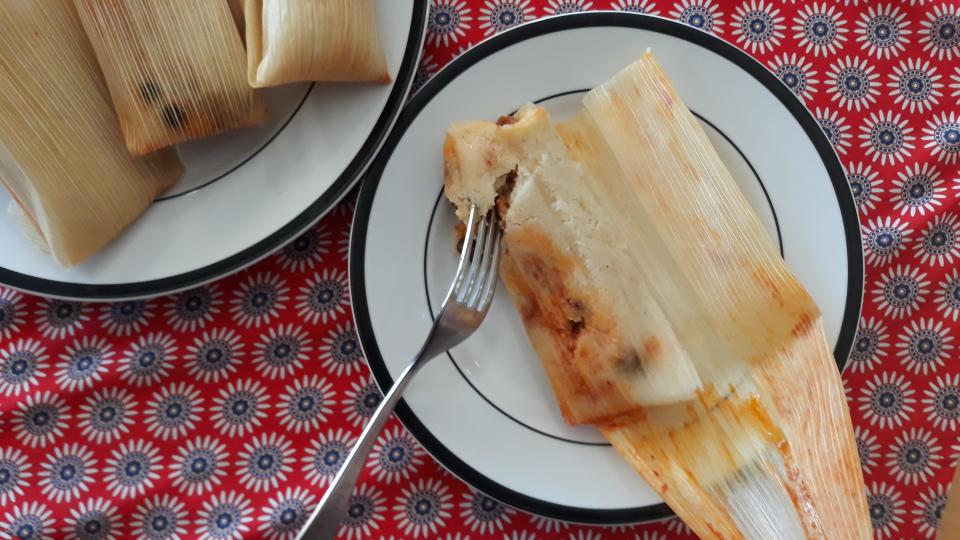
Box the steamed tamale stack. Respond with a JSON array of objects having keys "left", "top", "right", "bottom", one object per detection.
[
  {"left": 443, "top": 52, "right": 871, "bottom": 538},
  {"left": 244, "top": 0, "right": 390, "bottom": 87},
  {"left": 0, "top": 1, "right": 182, "bottom": 268},
  {"left": 73, "top": 0, "right": 266, "bottom": 155}
]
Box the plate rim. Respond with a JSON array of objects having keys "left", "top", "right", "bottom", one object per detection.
[
  {"left": 0, "top": 0, "right": 429, "bottom": 301},
  {"left": 350, "top": 11, "right": 864, "bottom": 524}
]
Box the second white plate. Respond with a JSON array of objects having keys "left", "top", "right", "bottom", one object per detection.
[{"left": 352, "top": 12, "right": 862, "bottom": 524}]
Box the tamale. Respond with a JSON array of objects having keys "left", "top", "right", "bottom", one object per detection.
[
  {"left": 443, "top": 53, "right": 871, "bottom": 538},
  {"left": 245, "top": 0, "right": 390, "bottom": 88},
  {"left": 0, "top": 1, "right": 182, "bottom": 268},
  {"left": 73, "top": 0, "right": 266, "bottom": 155},
  {"left": 228, "top": 0, "right": 245, "bottom": 36}
]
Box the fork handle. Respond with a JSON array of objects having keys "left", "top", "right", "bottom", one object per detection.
[{"left": 295, "top": 350, "right": 435, "bottom": 540}]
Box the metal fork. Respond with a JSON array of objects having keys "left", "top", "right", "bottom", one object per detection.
[{"left": 296, "top": 204, "right": 502, "bottom": 540}]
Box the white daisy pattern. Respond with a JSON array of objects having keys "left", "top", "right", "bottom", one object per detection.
[
  {"left": 0, "top": 447, "right": 31, "bottom": 507},
  {"left": 862, "top": 216, "right": 911, "bottom": 266},
  {"left": 813, "top": 106, "right": 849, "bottom": 153},
  {"left": 914, "top": 213, "right": 960, "bottom": 265},
  {"left": 38, "top": 443, "right": 97, "bottom": 504},
  {"left": 413, "top": 52, "right": 440, "bottom": 94},
  {"left": 2, "top": 501, "right": 55, "bottom": 540},
  {"left": 169, "top": 436, "right": 229, "bottom": 497},
  {"left": 896, "top": 318, "right": 954, "bottom": 375},
  {"left": 229, "top": 272, "right": 289, "bottom": 328},
  {"left": 885, "top": 428, "right": 942, "bottom": 485},
  {"left": 118, "top": 332, "right": 178, "bottom": 387},
  {"left": 848, "top": 316, "right": 890, "bottom": 374},
  {"left": 0, "top": 287, "right": 25, "bottom": 341},
  {"left": 854, "top": 425, "right": 881, "bottom": 475},
  {"left": 845, "top": 161, "right": 883, "bottom": 212},
  {"left": 669, "top": 0, "right": 725, "bottom": 34},
  {"left": 872, "top": 265, "right": 929, "bottom": 319},
  {"left": 428, "top": 1, "right": 474, "bottom": 49},
  {"left": 98, "top": 300, "right": 154, "bottom": 336},
  {"left": 923, "top": 373, "right": 960, "bottom": 431},
  {"left": 1, "top": 339, "right": 48, "bottom": 397},
  {"left": 62, "top": 498, "right": 121, "bottom": 540},
  {"left": 144, "top": 382, "right": 204, "bottom": 440},
  {"left": 952, "top": 65, "right": 960, "bottom": 96},
  {"left": 912, "top": 483, "right": 947, "bottom": 539},
  {"left": 77, "top": 387, "right": 138, "bottom": 445},
  {"left": 858, "top": 371, "right": 916, "bottom": 429},
  {"left": 459, "top": 490, "right": 515, "bottom": 534},
  {"left": 186, "top": 328, "right": 244, "bottom": 384},
  {"left": 257, "top": 486, "right": 316, "bottom": 540},
  {"left": 211, "top": 379, "right": 270, "bottom": 437},
  {"left": 277, "top": 375, "right": 334, "bottom": 433},
  {"left": 34, "top": 299, "right": 88, "bottom": 340},
  {"left": 887, "top": 58, "right": 941, "bottom": 113},
  {"left": 235, "top": 433, "right": 293, "bottom": 493},
  {"left": 825, "top": 56, "right": 879, "bottom": 111},
  {"left": 769, "top": 53, "right": 819, "bottom": 102},
  {"left": 731, "top": 0, "right": 783, "bottom": 54},
  {"left": 530, "top": 515, "right": 570, "bottom": 533},
  {"left": 479, "top": 1, "right": 534, "bottom": 36},
  {"left": 393, "top": 478, "right": 454, "bottom": 539},
  {"left": 319, "top": 321, "right": 364, "bottom": 377},
  {"left": 791, "top": 2, "right": 847, "bottom": 56},
  {"left": 892, "top": 162, "right": 945, "bottom": 216},
  {"left": 921, "top": 111, "right": 960, "bottom": 164},
  {"left": 163, "top": 285, "right": 223, "bottom": 333},
  {"left": 296, "top": 268, "right": 350, "bottom": 325},
  {"left": 132, "top": 494, "right": 188, "bottom": 540},
  {"left": 211, "top": 379, "right": 271, "bottom": 438},
  {"left": 54, "top": 336, "right": 112, "bottom": 393},
  {"left": 253, "top": 323, "right": 313, "bottom": 380},
  {"left": 934, "top": 269, "right": 960, "bottom": 321},
  {"left": 544, "top": 0, "right": 593, "bottom": 15},
  {"left": 12, "top": 391, "right": 71, "bottom": 448},
  {"left": 342, "top": 377, "right": 383, "bottom": 428},
  {"left": 302, "top": 428, "right": 356, "bottom": 487},
  {"left": 275, "top": 225, "right": 331, "bottom": 273},
  {"left": 105, "top": 439, "right": 161, "bottom": 499},
  {"left": 338, "top": 483, "right": 386, "bottom": 540},
  {"left": 194, "top": 491, "right": 252, "bottom": 540},
  {"left": 367, "top": 425, "right": 426, "bottom": 484},
  {"left": 859, "top": 110, "right": 915, "bottom": 165},
  {"left": 866, "top": 482, "right": 905, "bottom": 539},
  {"left": 919, "top": 4, "right": 960, "bottom": 60},
  {"left": 612, "top": 0, "right": 660, "bottom": 15},
  {"left": 855, "top": 3, "right": 910, "bottom": 58}
]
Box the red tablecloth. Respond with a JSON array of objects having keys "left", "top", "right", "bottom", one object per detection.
[{"left": 2, "top": 1, "right": 960, "bottom": 538}]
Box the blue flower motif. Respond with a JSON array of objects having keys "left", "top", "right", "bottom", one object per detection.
[
  {"left": 1, "top": 340, "right": 47, "bottom": 397},
  {"left": 164, "top": 286, "right": 222, "bottom": 333}
]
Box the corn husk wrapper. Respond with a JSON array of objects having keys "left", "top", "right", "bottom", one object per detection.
[
  {"left": 245, "top": 0, "right": 390, "bottom": 87},
  {"left": 228, "top": 0, "right": 245, "bottom": 36},
  {"left": 443, "top": 53, "right": 871, "bottom": 538},
  {"left": 0, "top": 1, "right": 182, "bottom": 268},
  {"left": 74, "top": 0, "right": 265, "bottom": 155}
]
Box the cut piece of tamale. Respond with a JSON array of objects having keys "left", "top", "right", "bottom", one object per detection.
[
  {"left": 73, "top": 0, "right": 266, "bottom": 155},
  {"left": 442, "top": 52, "right": 871, "bottom": 538},
  {"left": 0, "top": 1, "right": 182, "bottom": 268},
  {"left": 245, "top": 0, "right": 390, "bottom": 88}
]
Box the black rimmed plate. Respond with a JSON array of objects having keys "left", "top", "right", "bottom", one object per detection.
[
  {"left": 0, "top": 0, "right": 427, "bottom": 301},
  {"left": 351, "top": 12, "right": 863, "bottom": 524}
]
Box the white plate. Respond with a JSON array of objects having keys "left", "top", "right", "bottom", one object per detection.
[
  {"left": 0, "top": 0, "right": 427, "bottom": 300},
  {"left": 352, "top": 13, "right": 863, "bottom": 524}
]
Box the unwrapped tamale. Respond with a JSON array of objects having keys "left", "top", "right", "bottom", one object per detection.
[{"left": 442, "top": 52, "right": 871, "bottom": 538}]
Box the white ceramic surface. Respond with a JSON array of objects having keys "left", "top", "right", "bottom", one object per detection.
[
  {"left": 354, "top": 14, "right": 861, "bottom": 523},
  {"left": 0, "top": 0, "right": 425, "bottom": 300}
]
